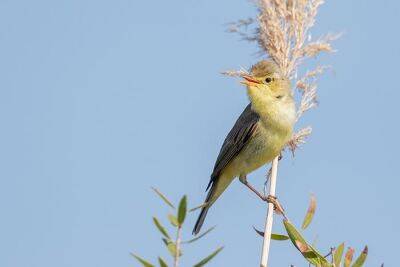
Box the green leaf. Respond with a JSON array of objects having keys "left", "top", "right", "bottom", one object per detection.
[
  {"left": 253, "top": 226, "right": 265, "bottom": 237},
  {"left": 158, "top": 257, "right": 168, "bottom": 267},
  {"left": 183, "top": 226, "right": 216, "bottom": 244},
  {"left": 272, "top": 233, "right": 290, "bottom": 241},
  {"left": 252, "top": 226, "right": 289, "bottom": 241},
  {"left": 193, "top": 247, "right": 224, "bottom": 267},
  {"left": 162, "top": 238, "right": 182, "bottom": 257},
  {"left": 351, "top": 246, "right": 368, "bottom": 267},
  {"left": 151, "top": 187, "right": 175, "bottom": 209},
  {"left": 344, "top": 247, "right": 355, "bottom": 267},
  {"left": 283, "top": 220, "right": 332, "bottom": 267},
  {"left": 162, "top": 238, "right": 169, "bottom": 245},
  {"left": 152, "top": 217, "right": 170, "bottom": 239},
  {"left": 301, "top": 194, "right": 316, "bottom": 230},
  {"left": 177, "top": 195, "right": 187, "bottom": 225},
  {"left": 189, "top": 202, "right": 208, "bottom": 212},
  {"left": 167, "top": 214, "right": 179, "bottom": 227},
  {"left": 333, "top": 242, "right": 345, "bottom": 267},
  {"left": 131, "top": 254, "right": 155, "bottom": 267},
  {"left": 167, "top": 243, "right": 182, "bottom": 257}
]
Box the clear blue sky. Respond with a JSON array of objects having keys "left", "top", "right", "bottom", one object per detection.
[{"left": 0, "top": 0, "right": 399, "bottom": 266}]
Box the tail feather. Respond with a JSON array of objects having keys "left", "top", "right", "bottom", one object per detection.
[
  {"left": 192, "top": 204, "right": 210, "bottom": 235},
  {"left": 193, "top": 181, "right": 215, "bottom": 235},
  {"left": 192, "top": 174, "right": 234, "bottom": 235}
]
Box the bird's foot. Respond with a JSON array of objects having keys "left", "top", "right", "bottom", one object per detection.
[
  {"left": 239, "top": 175, "right": 286, "bottom": 217},
  {"left": 264, "top": 195, "right": 286, "bottom": 217}
]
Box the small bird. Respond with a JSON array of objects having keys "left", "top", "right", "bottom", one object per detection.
[{"left": 193, "top": 60, "right": 296, "bottom": 235}]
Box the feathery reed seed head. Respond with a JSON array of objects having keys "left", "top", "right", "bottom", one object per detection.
[{"left": 226, "top": 0, "right": 338, "bottom": 152}]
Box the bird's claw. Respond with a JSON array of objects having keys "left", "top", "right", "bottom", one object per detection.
[
  {"left": 263, "top": 195, "right": 285, "bottom": 215},
  {"left": 240, "top": 176, "right": 286, "bottom": 217}
]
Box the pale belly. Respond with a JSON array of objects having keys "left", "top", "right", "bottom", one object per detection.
[{"left": 223, "top": 125, "right": 291, "bottom": 178}]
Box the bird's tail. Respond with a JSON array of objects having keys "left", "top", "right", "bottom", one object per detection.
[
  {"left": 192, "top": 174, "right": 233, "bottom": 235},
  {"left": 192, "top": 203, "right": 210, "bottom": 235},
  {"left": 192, "top": 189, "right": 213, "bottom": 235}
]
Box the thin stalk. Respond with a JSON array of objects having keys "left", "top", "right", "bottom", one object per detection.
[
  {"left": 260, "top": 156, "right": 279, "bottom": 267},
  {"left": 174, "top": 226, "right": 182, "bottom": 267}
]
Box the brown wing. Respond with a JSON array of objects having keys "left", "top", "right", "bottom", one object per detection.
[{"left": 206, "top": 104, "right": 260, "bottom": 190}]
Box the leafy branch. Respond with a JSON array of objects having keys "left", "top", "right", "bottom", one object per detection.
[{"left": 132, "top": 188, "right": 223, "bottom": 267}]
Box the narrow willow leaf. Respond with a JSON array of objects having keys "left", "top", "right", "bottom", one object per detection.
[
  {"left": 283, "top": 220, "right": 332, "bottom": 266},
  {"left": 131, "top": 254, "right": 155, "bottom": 267},
  {"left": 183, "top": 226, "right": 216, "bottom": 244},
  {"left": 193, "top": 247, "right": 224, "bottom": 267},
  {"left": 253, "top": 226, "right": 265, "bottom": 237},
  {"left": 272, "top": 234, "right": 289, "bottom": 240},
  {"left": 162, "top": 238, "right": 182, "bottom": 257},
  {"left": 158, "top": 257, "right": 168, "bottom": 267},
  {"left": 333, "top": 243, "right": 345, "bottom": 267},
  {"left": 152, "top": 217, "right": 170, "bottom": 239},
  {"left": 167, "top": 242, "right": 176, "bottom": 256},
  {"left": 162, "top": 238, "right": 168, "bottom": 245},
  {"left": 344, "top": 247, "right": 355, "bottom": 267},
  {"left": 252, "top": 226, "right": 289, "bottom": 240},
  {"left": 167, "top": 242, "right": 182, "bottom": 257},
  {"left": 189, "top": 202, "right": 208, "bottom": 212},
  {"left": 161, "top": 238, "right": 171, "bottom": 254},
  {"left": 177, "top": 195, "right": 187, "bottom": 225},
  {"left": 151, "top": 187, "right": 175, "bottom": 209},
  {"left": 301, "top": 194, "right": 316, "bottom": 230},
  {"left": 295, "top": 240, "right": 312, "bottom": 254},
  {"left": 167, "top": 214, "right": 179, "bottom": 227},
  {"left": 351, "top": 246, "right": 368, "bottom": 267}
]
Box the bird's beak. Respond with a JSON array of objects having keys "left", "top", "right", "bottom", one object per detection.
[{"left": 241, "top": 75, "right": 261, "bottom": 86}]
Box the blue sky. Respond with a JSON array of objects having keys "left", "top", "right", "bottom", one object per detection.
[{"left": 0, "top": 0, "right": 399, "bottom": 266}]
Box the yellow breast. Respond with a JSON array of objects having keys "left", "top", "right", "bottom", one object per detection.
[{"left": 222, "top": 122, "right": 292, "bottom": 178}]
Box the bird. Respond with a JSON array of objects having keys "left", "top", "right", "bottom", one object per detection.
[{"left": 193, "top": 60, "right": 296, "bottom": 235}]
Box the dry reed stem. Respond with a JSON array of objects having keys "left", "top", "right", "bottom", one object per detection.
[{"left": 260, "top": 157, "right": 279, "bottom": 267}]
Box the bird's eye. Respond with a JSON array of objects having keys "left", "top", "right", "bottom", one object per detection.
[
  {"left": 265, "top": 77, "right": 272, "bottom": 83},
  {"left": 276, "top": 95, "right": 283, "bottom": 99}
]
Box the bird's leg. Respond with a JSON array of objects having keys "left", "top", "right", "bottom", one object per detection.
[
  {"left": 240, "top": 175, "right": 286, "bottom": 217},
  {"left": 239, "top": 175, "right": 268, "bottom": 202}
]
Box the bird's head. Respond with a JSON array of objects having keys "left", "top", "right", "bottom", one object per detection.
[
  {"left": 242, "top": 60, "right": 295, "bottom": 125},
  {"left": 241, "top": 60, "right": 291, "bottom": 101}
]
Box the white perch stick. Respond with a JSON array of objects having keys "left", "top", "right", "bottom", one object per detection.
[{"left": 260, "top": 156, "right": 279, "bottom": 267}]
